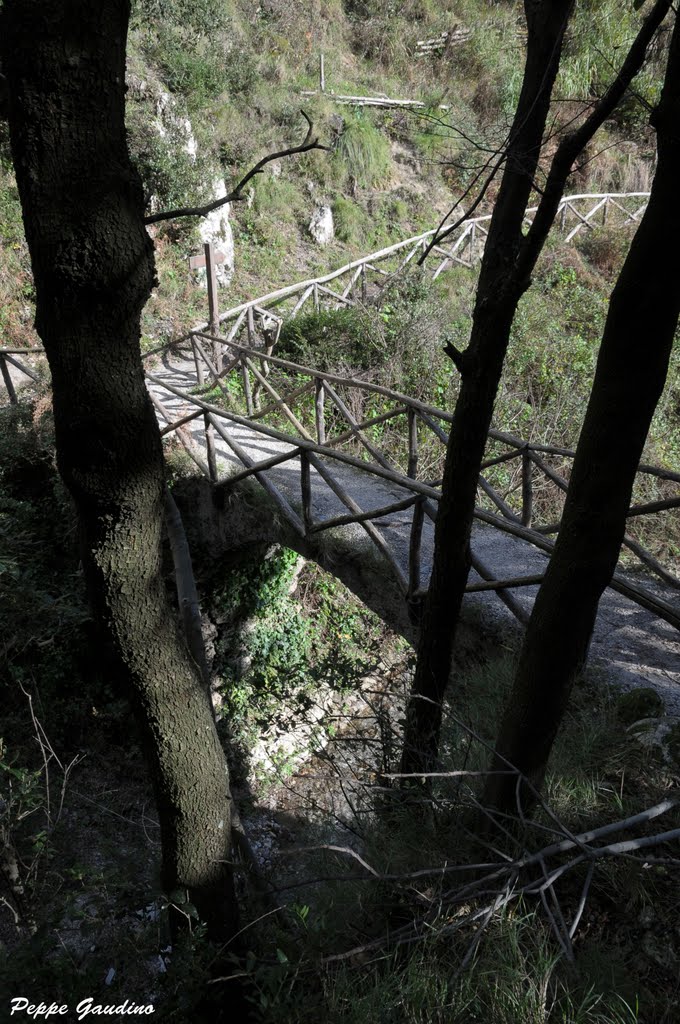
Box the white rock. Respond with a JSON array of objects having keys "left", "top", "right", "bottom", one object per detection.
[
  {"left": 308, "top": 205, "right": 335, "bottom": 246},
  {"left": 198, "top": 177, "right": 235, "bottom": 287}
]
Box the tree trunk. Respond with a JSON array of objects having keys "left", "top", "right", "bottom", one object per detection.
[
  {"left": 400, "top": 0, "right": 575, "bottom": 776},
  {"left": 484, "top": 12, "right": 680, "bottom": 815},
  {"left": 1, "top": 0, "right": 237, "bottom": 941},
  {"left": 400, "top": 0, "right": 671, "bottom": 779}
]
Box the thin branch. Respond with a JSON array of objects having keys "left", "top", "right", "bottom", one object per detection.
[{"left": 144, "top": 111, "right": 329, "bottom": 226}]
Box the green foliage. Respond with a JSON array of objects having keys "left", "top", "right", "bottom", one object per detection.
[
  {"left": 558, "top": 0, "right": 663, "bottom": 125},
  {"left": 208, "top": 549, "right": 385, "bottom": 782},
  {"left": 279, "top": 306, "right": 386, "bottom": 371},
  {"left": 333, "top": 112, "right": 393, "bottom": 189},
  {"left": 332, "top": 195, "right": 369, "bottom": 245},
  {"left": 616, "top": 687, "right": 665, "bottom": 726},
  {"left": 132, "top": 0, "right": 230, "bottom": 35},
  {"left": 127, "top": 98, "right": 214, "bottom": 213}
]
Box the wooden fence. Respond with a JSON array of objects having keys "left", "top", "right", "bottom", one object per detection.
[
  {"left": 4, "top": 191, "right": 678, "bottom": 629},
  {"left": 147, "top": 321, "right": 680, "bottom": 630},
  {"left": 140, "top": 192, "right": 651, "bottom": 365}
]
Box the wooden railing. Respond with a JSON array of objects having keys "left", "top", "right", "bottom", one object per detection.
[
  {"left": 4, "top": 191, "right": 678, "bottom": 630},
  {"left": 139, "top": 192, "right": 652, "bottom": 366},
  {"left": 147, "top": 322, "right": 680, "bottom": 630}
]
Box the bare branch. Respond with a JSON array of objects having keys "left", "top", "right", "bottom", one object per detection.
[{"left": 144, "top": 111, "right": 329, "bottom": 226}]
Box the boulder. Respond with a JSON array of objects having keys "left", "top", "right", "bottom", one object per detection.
[{"left": 308, "top": 205, "right": 335, "bottom": 246}]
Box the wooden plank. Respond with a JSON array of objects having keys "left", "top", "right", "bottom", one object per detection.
[
  {"left": 309, "top": 493, "right": 419, "bottom": 534},
  {"left": 621, "top": 534, "right": 680, "bottom": 589},
  {"left": 1, "top": 352, "right": 39, "bottom": 381},
  {"left": 466, "top": 574, "right": 545, "bottom": 593},
  {"left": 0, "top": 354, "right": 18, "bottom": 404},
  {"left": 241, "top": 356, "right": 254, "bottom": 416},
  {"left": 300, "top": 450, "right": 313, "bottom": 531},
  {"left": 527, "top": 451, "right": 570, "bottom": 493},
  {"left": 242, "top": 355, "right": 313, "bottom": 440},
  {"left": 248, "top": 379, "right": 316, "bottom": 423},
  {"left": 322, "top": 379, "right": 400, "bottom": 474},
  {"left": 306, "top": 451, "right": 409, "bottom": 592},
  {"left": 207, "top": 413, "right": 306, "bottom": 537},
  {"left": 478, "top": 474, "right": 522, "bottom": 524},
  {"left": 627, "top": 495, "right": 680, "bottom": 517},
  {"left": 205, "top": 241, "right": 220, "bottom": 332},
  {"left": 159, "top": 407, "right": 204, "bottom": 436},
  {"left": 189, "top": 248, "right": 226, "bottom": 270},
  {"left": 469, "top": 551, "right": 530, "bottom": 625},
  {"left": 214, "top": 447, "right": 300, "bottom": 491},
  {"left": 315, "top": 379, "right": 326, "bottom": 445},
  {"left": 325, "top": 406, "right": 406, "bottom": 449},
  {"left": 145, "top": 371, "right": 442, "bottom": 499},
  {"left": 521, "top": 450, "right": 533, "bottom": 528},
  {"left": 149, "top": 392, "right": 211, "bottom": 477},
  {"left": 407, "top": 407, "right": 418, "bottom": 479},
  {"left": 473, "top": 507, "right": 680, "bottom": 631}
]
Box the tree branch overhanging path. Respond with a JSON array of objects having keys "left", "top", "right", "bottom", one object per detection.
[
  {"left": 400, "top": 0, "right": 675, "bottom": 781},
  {"left": 144, "top": 109, "right": 328, "bottom": 226}
]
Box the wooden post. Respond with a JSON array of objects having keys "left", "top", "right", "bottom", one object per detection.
[
  {"left": 191, "top": 334, "right": 218, "bottom": 480},
  {"left": 407, "top": 408, "right": 418, "bottom": 479},
  {"left": 300, "top": 450, "right": 312, "bottom": 532},
  {"left": 315, "top": 379, "right": 326, "bottom": 444},
  {"left": 246, "top": 305, "right": 255, "bottom": 348},
  {"left": 313, "top": 282, "right": 320, "bottom": 311},
  {"left": 360, "top": 265, "right": 367, "bottom": 303},
  {"left": 319, "top": 52, "right": 326, "bottom": 93},
  {"left": 240, "top": 356, "right": 254, "bottom": 417},
  {"left": 408, "top": 496, "right": 425, "bottom": 598},
  {"left": 192, "top": 336, "right": 205, "bottom": 387},
  {"left": 0, "top": 354, "right": 18, "bottom": 404},
  {"left": 521, "top": 449, "right": 533, "bottom": 528},
  {"left": 203, "top": 242, "right": 219, "bottom": 329}
]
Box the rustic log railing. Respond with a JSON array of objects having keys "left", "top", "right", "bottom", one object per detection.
[
  {"left": 4, "top": 192, "right": 678, "bottom": 629},
  {"left": 145, "top": 320, "right": 680, "bottom": 630},
  {"left": 139, "top": 192, "right": 653, "bottom": 366}
]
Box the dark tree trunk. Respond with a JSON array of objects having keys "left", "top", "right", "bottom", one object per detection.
[
  {"left": 400, "top": 0, "right": 575, "bottom": 776},
  {"left": 400, "top": 0, "right": 672, "bottom": 779},
  {"left": 484, "top": 12, "right": 680, "bottom": 815},
  {"left": 1, "top": 0, "right": 237, "bottom": 940}
]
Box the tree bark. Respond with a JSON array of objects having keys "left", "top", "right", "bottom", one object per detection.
[
  {"left": 1, "top": 0, "right": 237, "bottom": 940},
  {"left": 484, "top": 11, "right": 680, "bottom": 815}
]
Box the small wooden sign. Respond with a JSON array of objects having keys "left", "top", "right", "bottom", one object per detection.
[{"left": 189, "top": 249, "right": 226, "bottom": 270}]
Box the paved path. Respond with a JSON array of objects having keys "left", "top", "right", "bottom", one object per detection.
[{"left": 148, "top": 344, "right": 680, "bottom": 715}]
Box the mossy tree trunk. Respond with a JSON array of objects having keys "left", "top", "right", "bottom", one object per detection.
[
  {"left": 1, "top": 0, "right": 237, "bottom": 940},
  {"left": 484, "top": 12, "right": 680, "bottom": 815}
]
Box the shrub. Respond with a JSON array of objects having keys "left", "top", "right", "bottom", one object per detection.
[{"left": 333, "top": 111, "right": 393, "bottom": 189}]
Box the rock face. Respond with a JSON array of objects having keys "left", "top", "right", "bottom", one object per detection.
[
  {"left": 308, "top": 205, "right": 335, "bottom": 246},
  {"left": 128, "top": 74, "right": 234, "bottom": 285},
  {"left": 197, "top": 178, "right": 235, "bottom": 288}
]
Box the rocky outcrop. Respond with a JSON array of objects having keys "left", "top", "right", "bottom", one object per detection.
[
  {"left": 308, "top": 205, "right": 335, "bottom": 246},
  {"left": 127, "top": 73, "right": 234, "bottom": 285}
]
